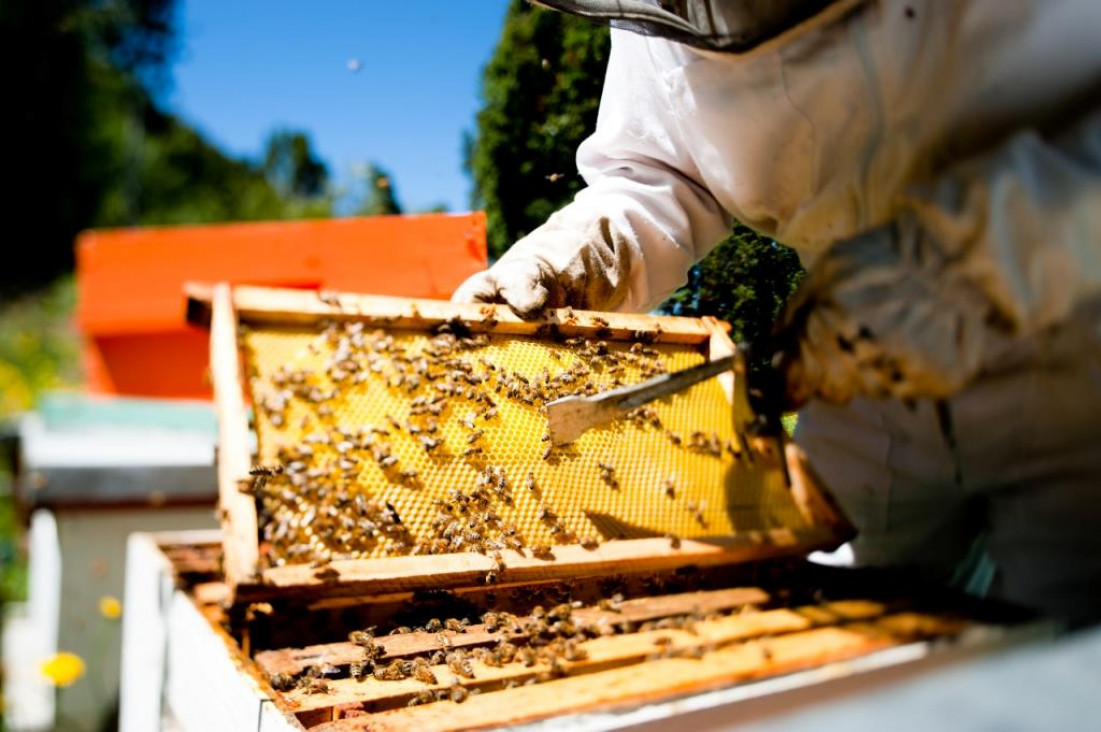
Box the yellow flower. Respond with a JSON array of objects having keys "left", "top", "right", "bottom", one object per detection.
[
  {"left": 99, "top": 595, "right": 122, "bottom": 620},
  {"left": 41, "top": 652, "right": 85, "bottom": 687}
]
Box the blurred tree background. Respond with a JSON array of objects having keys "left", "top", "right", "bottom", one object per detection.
[
  {"left": 467, "top": 0, "right": 804, "bottom": 353},
  {"left": 1, "top": 0, "right": 332, "bottom": 300}
]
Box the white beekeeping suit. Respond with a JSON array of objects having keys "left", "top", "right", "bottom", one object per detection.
[{"left": 455, "top": 0, "right": 1101, "bottom": 627}]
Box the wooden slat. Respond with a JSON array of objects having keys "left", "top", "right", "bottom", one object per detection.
[
  {"left": 703, "top": 316, "right": 736, "bottom": 405},
  {"left": 284, "top": 601, "right": 897, "bottom": 716},
  {"left": 255, "top": 587, "right": 770, "bottom": 677},
  {"left": 186, "top": 284, "right": 713, "bottom": 344},
  {"left": 309, "top": 610, "right": 969, "bottom": 730},
  {"left": 237, "top": 529, "right": 844, "bottom": 603},
  {"left": 211, "top": 284, "right": 261, "bottom": 590}
]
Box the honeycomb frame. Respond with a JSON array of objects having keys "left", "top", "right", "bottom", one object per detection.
[{"left": 190, "top": 284, "right": 852, "bottom": 603}]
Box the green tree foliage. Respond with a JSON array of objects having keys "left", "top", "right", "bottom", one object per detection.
[
  {"left": 263, "top": 129, "right": 330, "bottom": 199},
  {"left": 358, "top": 164, "right": 403, "bottom": 216},
  {"left": 467, "top": 0, "right": 610, "bottom": 259},
  {"left": 662, "top": 229, "right": 805, "bottom": 354},
  {"left": 468, "top": 1, "right": 806, "bottom": 357},
  {"left": 0, "top": 0, "right": 330, "bottom": 297}
]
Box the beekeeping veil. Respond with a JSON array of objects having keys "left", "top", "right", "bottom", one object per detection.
[{"left": 532, "top": 0, "right": 839, "bottom": 53}]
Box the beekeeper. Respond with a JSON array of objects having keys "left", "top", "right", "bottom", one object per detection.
[{"left": 454, "top": 0, "right": 1101, "bottom": 627}]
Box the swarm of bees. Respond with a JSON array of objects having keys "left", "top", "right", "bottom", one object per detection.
[
  {"left": 246, "top": 312, "right": 742, "bottom": 569},
  {"left": 267, "top": 588, "right": 738, "bottom": 706}
]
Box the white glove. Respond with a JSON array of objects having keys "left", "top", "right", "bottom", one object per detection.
[
  {"left": 452, "top": 214, "right": 633, "bottom": 317},
  {"left": 778, "top": 104, "right": 1101, "bottom": 407}
]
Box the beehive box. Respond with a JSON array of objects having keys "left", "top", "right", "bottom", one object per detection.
[
  {"left": 121, "top": 531, "right": 1043, "bottom": 731},
  {"left": 157, "top": 285, "right": 1044, "bottom": 730},
  {"left": 186, "top": 284, "right": 852, "bottom": 604}
]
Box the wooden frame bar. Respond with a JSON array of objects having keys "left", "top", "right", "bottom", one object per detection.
[{"left": 192, "top": 284, "right": 852, "bottom": 604}]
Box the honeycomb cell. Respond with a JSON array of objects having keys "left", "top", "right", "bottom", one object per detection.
[{"left": 241, "top": 322, "right": 807, "bottom": 567}]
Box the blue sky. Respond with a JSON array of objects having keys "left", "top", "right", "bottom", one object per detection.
[{"left": 166, "top": 0, "right": 512, "bottom": 213}]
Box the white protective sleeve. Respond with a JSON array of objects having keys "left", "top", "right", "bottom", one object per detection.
[
  {"left": 567, "top": 32, "right": 733, "bottom": 312},
  {"left": 453, "top": 30, "right": 732, "bottom": 315}
]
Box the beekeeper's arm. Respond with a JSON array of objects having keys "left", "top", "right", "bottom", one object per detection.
[
  {"left": 778, "top": 104, "right": 1101, "bottom": 406},
  {"left": 453, "top": 31, "right": 731, "bottom": 317}
]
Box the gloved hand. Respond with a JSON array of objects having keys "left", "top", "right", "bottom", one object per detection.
[
  {"left": 773, "top": 219, "right": 992, "bottom": 408},
  {"left": 452, "top": 214, "right": 633, "bottom": 318}
]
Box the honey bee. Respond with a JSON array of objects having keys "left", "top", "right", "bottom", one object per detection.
[
  {"left": 531, "top": 545, "right": 555, "bottom": 560},
  {"left": 664, "top": 532, "right": 682, "bottom": 549},
  {"left": 425, "top": 618, "right": 444, "bottom": 633},
  {"left": 686, "top": 500, "right": 708, "bottom": 528},
  {"left": 485, "top": 570, "right": 500, "bottom": 584},
  {"left": 662, "top": 477, "right": 676, "bottom": 499},
  {"left": 444, "top": 618, "right": 467, "bottom": 633},
  {"left": 299, "top": 678, "right": 330, "bottom": 694},
  {"left": 590, "top": 315, "right": 610, "bottom": 327},
  {"left": 579, "top": 536, "right": 600, "bottom": 550},
  {"left": 447, "top": 684, "right": 470, "bottom": 703},
  {"left": 268, "top": 672, "right": 295, "bottom": 691},
  {"left": 419, "top": 436, "right": 442, "bottom": 453},
  {"left": 525, "top": 472, "right": 538, "bottom": 492},
  {"left": 446, "top": 653, "right": 475, "bottom": 679},
  {"left": 348, "top": 660, "right": 372, "bottom": 680},
  {"left": 462, "top": 446, "right": 484, "bottom": 457},
  {"left": 374, "top": 660, "right": 409, "bottom": 681},
  {"left": 413, "top": 663, "right": 438, "bottom": 685},
  {"left": 466, "top": 429, "right": 484, "bottom": 444},
  {"left": 408, "top": 689, "right": 439, "bottom": 706}
]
